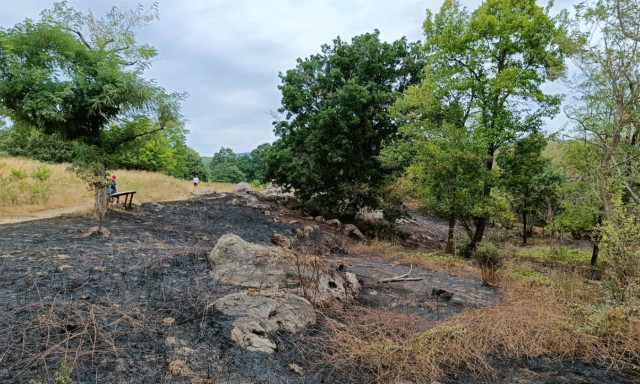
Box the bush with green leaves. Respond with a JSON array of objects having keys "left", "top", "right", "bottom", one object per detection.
[
  {"left": 474, "top": 243, "right": 503, "bottom": 270},
  {"left": 31, "top": 165, "right": 52, "bottom": 181}
]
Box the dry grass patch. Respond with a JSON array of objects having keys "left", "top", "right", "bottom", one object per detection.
[
  {"left": 310, "top": 276, "right": 640, "bottom": 383},
  {"left": 0, "top": 155, "right": 234, "bottom": 217}
]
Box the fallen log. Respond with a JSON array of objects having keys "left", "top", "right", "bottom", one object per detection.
[{"left": 378, "top": 265, "right": 423, "bottom": 283}]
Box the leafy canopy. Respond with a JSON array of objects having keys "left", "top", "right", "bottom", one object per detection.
[{"left": 263, "top": 30, "right": 424, "bottom": 219}]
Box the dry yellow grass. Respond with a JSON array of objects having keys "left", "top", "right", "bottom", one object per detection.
[
  {"left": 313, "top": 270, "right": 640, "bottom": 383},
  {"left": 311, "top": 241, "right": 640, "bottom": 382},
  {"left": 0, "top": 155, "right": 234, "bottom": 218}
]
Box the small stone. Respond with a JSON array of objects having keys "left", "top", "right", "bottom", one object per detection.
[
  {"left": 272, "top": 233, "right": 291, "bottom": 248},
  {"left": 327, "top": 219, "right": 341, "bottom": 226},
  {"left": 314, "top": 216, "right": 325, "bottom": 222},
  {"left": 57, "top": 264, "right": 72, "bottom": 272},
  {"left": 289, "top": 363, "right": 304, "bottom": 374},
  {"left": 168, "top": 360, "right": 192, "bottom": 377},
  {"left": 369, "top": 289, "right": 378, "bottom": 296},
  {"left": 163, "top": 317, "right": 175, "bottom": 325}
]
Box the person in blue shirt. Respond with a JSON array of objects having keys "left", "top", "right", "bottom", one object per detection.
[{"left": 108, "top": 175, "right": 117, "bottom": 195}]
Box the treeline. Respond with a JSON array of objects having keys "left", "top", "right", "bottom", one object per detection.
[
  {"left": 259, "top": 0, "right": 640, "bottom": 301},
  {"left": 0, "top": 122, "right": 210, "bottom": 183}
]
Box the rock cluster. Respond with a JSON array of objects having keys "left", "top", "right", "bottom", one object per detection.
[
  {"left": 208, "top": 233, "right": 360, "bottom": 354},
  {"left": 212, "top": 291, "right": 315, "bottom": 354}
]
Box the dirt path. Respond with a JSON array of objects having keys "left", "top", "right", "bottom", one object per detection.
[{"left": 0, "top": 204, "right": 93, "bottom": 225}]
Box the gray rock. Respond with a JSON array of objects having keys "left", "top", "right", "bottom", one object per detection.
[
  {"left": 233, "top": 182, "right": 253, "bottom": 192},
  {"left": 343, "top": 224, "right": 364, "bottom": 240},
  {"left": 213, "top": 291, "right": 316, "bottom": 354},
  {"left": 210, "top": 234, "right": 360, "bottom": 306},
  {"left": 327, "top": 218, "right": 341, "bottom": 226},
  {"left": 209, "top": 234, "right": 298, "bottom": 288}
]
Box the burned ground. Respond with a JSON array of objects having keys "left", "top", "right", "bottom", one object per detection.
[{"left": 0, "top": 193, "right": 636, "bottom": 383}]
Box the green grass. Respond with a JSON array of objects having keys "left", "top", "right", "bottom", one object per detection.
[
  {"left": 515, "top": 246, "right": 591, "bottom": 265},
  {"left": 512, "top": 268, "right": 551, "bottom": 286}
]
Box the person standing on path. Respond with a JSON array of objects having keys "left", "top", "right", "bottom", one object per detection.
[{"left": 193, "top": 176, "right": 199, "bottom": 191}]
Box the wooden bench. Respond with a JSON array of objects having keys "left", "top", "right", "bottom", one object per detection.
[{"left": 109, "top": 190, "right": 137, "bottom": 209}]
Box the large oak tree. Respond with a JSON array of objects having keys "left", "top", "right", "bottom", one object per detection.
[{"left": 263, "top": 31, "right": 424, "bottom": 219}]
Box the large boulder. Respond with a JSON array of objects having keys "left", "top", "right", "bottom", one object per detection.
[
  {"left": 210, "top": 234, "right": 360, "bottom": 304},
  {"left": 213, "top": 291, "right": 316, "bottom": 354},
  {"left": 209, "top": 234, "right": 298, "bottom": 288}
]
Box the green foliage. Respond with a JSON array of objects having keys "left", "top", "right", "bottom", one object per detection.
[
  {"left": 209, "top": 147, "right": 246, "bottom": 183},
  {"left": 53, "top": 360, "right": 74, "bottom": 384},
  {"left": 0, "top": 125, "right": 76, "bottom": 163},
  {"left": 422, "top": 0, "right": 568, "bottom": 244},
  {"left": 516, "top": 246, "right": 591, "bottom": 265},
  {"left": 497, "top": 133, "right": 566, "bottom": 242},
  {"left": 600, "top": 194, "right": 640, "bottom": 302},
  {"left": 473, "top": 243, "right": 503, "bottom": 270},
  {"left": 263, "top": 31, "right": 424, "bottom": 219},
  {"left": 173, "top": 147, "right": 209, "bottom": 182},
  {"left": 10, "top": 168, "right": 27, "bottom": 180},
  {"left": 0, "top": 1, "right": 184, "bottom": 214},
  {"left": 389, "top": 76, "right": 487, "bottom": 229},
  {"left": 111, "top": 118, "right": 179, "bottom": 174},
  {"left": 553, "top": 141, "right": 602, "bottom": 240},
  {"left": 31, "top": 165, "right": 52, "bottom": 181},
  {"left": 456, "top": 242, "right": 475, "bottom": 259},
  {"left": 238, "top": 143, "right": 270, "bottom": 182},
  {"left": 513, "top": 268, "right": 551, "bottom": 286}
]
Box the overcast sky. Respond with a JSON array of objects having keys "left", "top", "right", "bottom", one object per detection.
[{"left": 1, "top": 0, "right": 576, "bottom": 155}]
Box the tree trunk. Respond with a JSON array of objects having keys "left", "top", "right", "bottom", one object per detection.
[
  {"left": 445, "top": 208, "right": 456, "bottom": 254},
  {"left": 522, "top": 211, "right": 528, "bottom": 245},
  {"left": 590, "top": 215, "right": 603, "bottom": 267},
  {"left": 95, "top": 164, "right": 108, "bottom": 233},
  {"left": 471, "top": 147, "right": 495, "bottom": 248},
  {"left": 591, "top": 240, "right": 599, "bottom": 267}
]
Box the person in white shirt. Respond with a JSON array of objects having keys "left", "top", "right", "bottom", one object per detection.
[{"left": 193, "top": 176, "right": 200, "bottom": 190}]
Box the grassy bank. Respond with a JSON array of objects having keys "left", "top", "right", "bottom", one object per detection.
[{"left": 0, "top": 155, "right": 235, "bottom": 217}]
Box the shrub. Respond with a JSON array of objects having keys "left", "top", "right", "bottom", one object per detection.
[
  {"left": 31, "top": 165, "right": 52, "bottom": 181},
  {"left": 10, "top": 168, "right": 27, "bottom": 180},
  {"left": 456, "top": 241, "right": 474, "bottom": 259},
  {"left": 474, "top": 242, "right": 503, "bottom": 286}
]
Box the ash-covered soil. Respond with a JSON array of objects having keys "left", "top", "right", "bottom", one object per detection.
[{"left": 0, "top": 193, "right": 636, "bottom": 383}]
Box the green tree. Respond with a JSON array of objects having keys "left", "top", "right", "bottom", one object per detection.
[
  {"left": 389, "top": 74, "right": 486, "bottom": 253},
  {"left": 209, "top": 147, "right": 245, "bottom": 183},
  {"left": 423, "top": 0, "right": 567, "bottom": 246},
  {"left": 1, "top": 123, "right": 76, "bottom": 163},
  {"left": 0, "top": 1, "right": 183, "bottom": 228},
  {"left": 263, "top": 31, "right": 424, "bottom": 220},
  {"left": 498, "top": 132, "right": 557, "bottom": 245},
  {"left": 179, "top": 147, "right": 210, "bottom": 182},
  {"left": 238, "top": 143, "right": 271, "bottom": 183}
]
